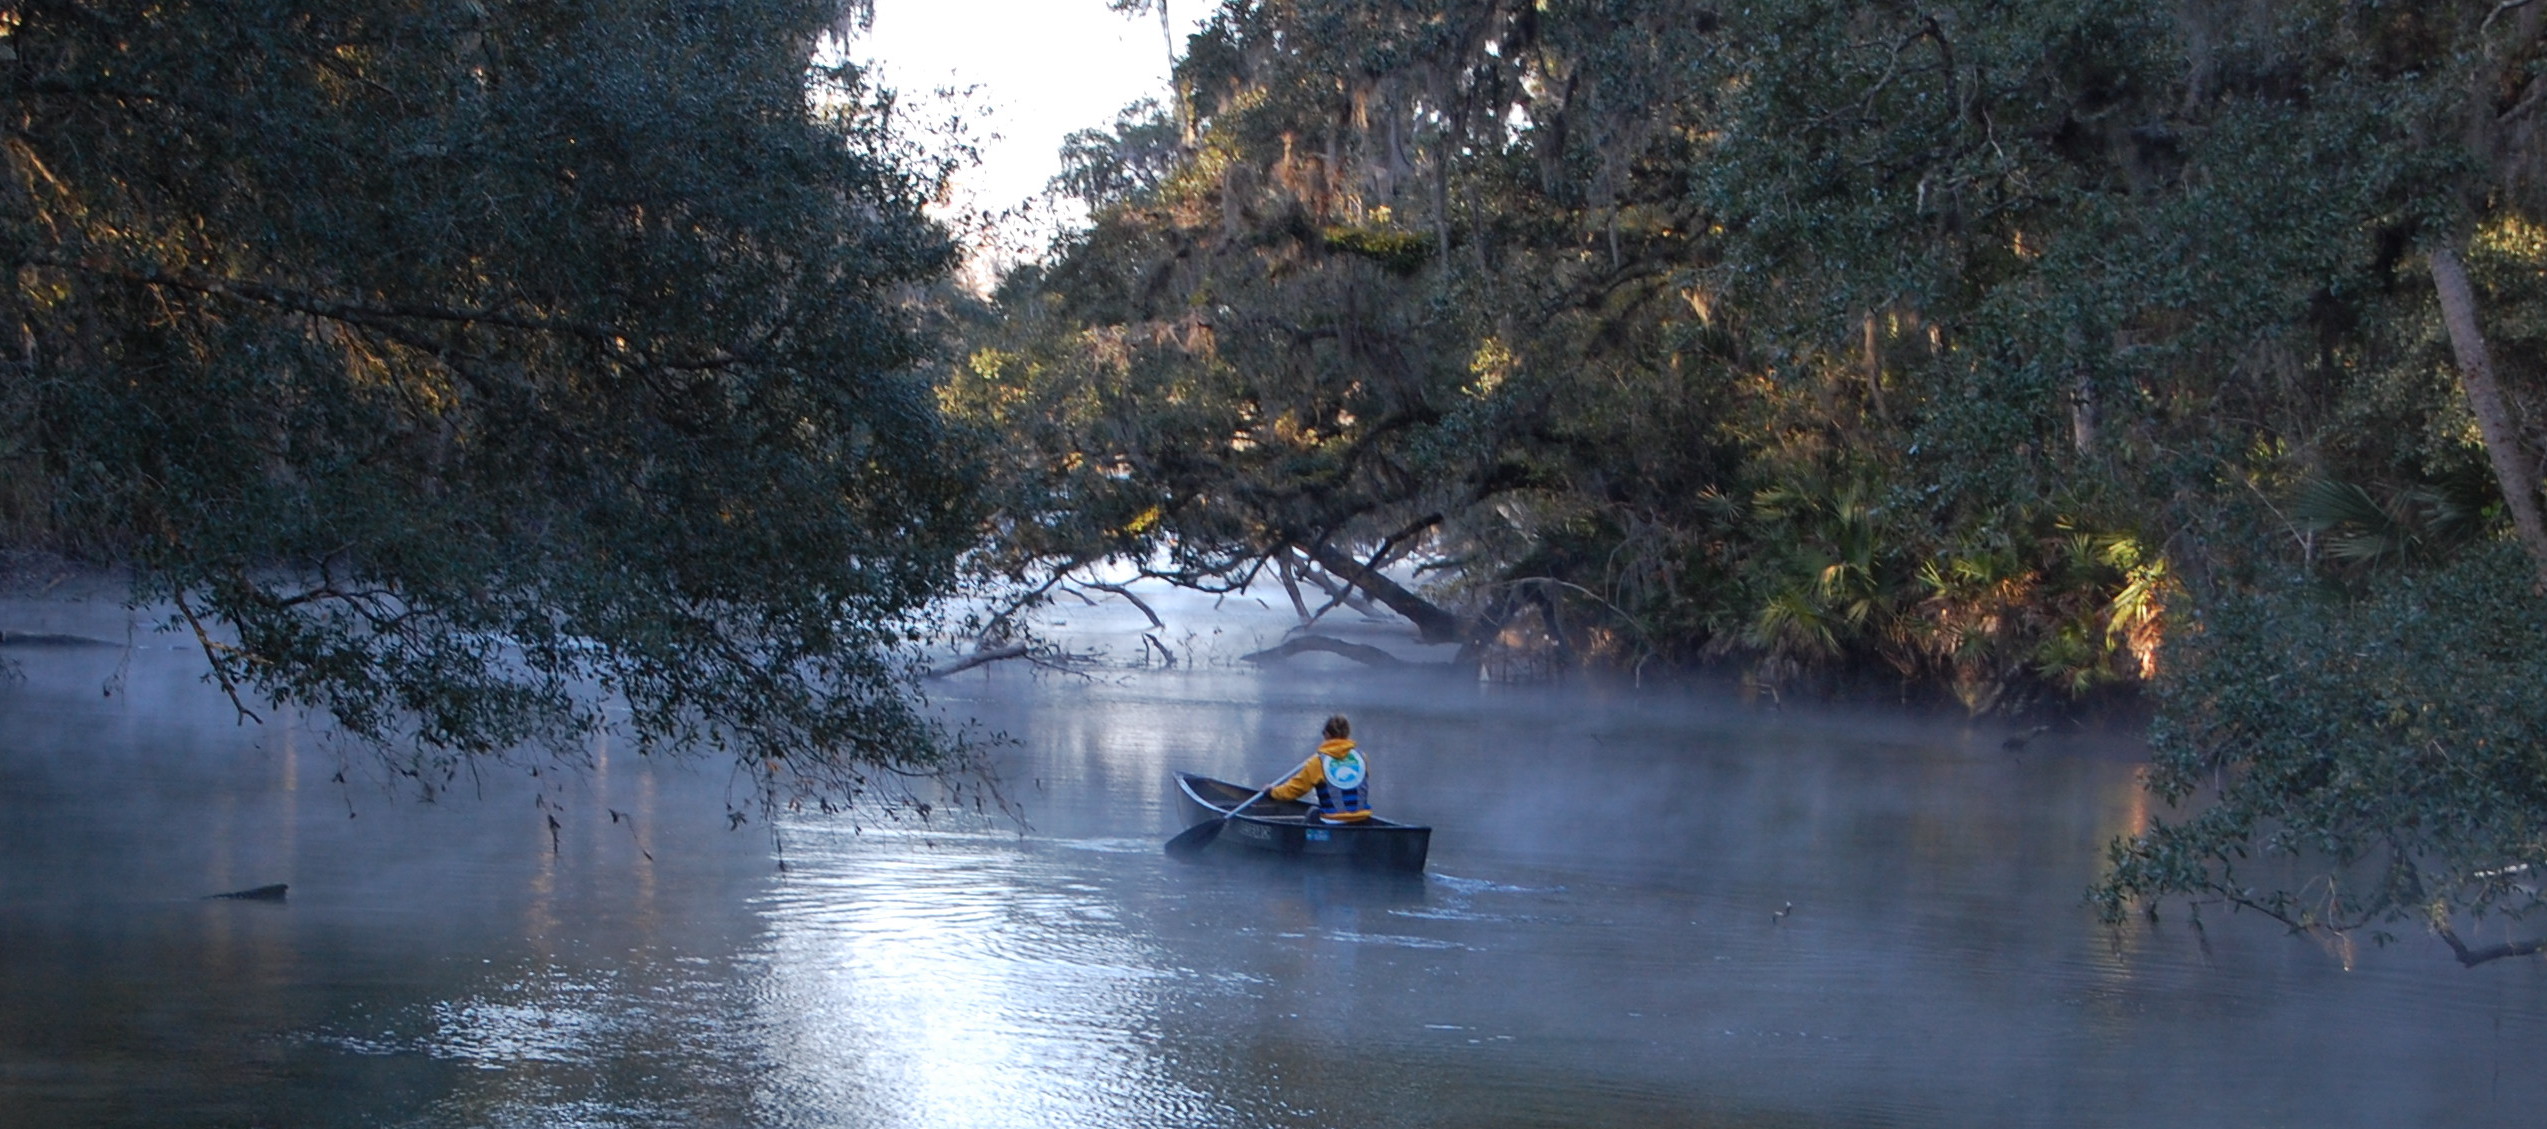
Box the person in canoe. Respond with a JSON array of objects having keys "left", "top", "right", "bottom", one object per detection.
[{"left": 1267, "top": 714, "right": 1372, "bottom": 823}]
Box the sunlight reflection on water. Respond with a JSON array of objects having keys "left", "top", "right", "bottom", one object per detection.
[{"left": 747, "top": 830, "right": 1222, "bottom": 1129}]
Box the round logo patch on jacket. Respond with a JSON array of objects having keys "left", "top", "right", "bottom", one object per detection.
[{"left": 1328, "top": 753, "right": 1365, "bottom": 790}]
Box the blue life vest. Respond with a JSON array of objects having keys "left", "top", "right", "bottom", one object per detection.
[{"left": 1315, "top": 748, "right": 1369, "bottom": 816}]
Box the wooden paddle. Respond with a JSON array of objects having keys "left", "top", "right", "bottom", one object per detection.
[{"left": 1164, "top": 780, "right": 1279, "bottom": 859}]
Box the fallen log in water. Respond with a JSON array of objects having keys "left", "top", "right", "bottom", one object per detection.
[
  {"left": 0, "top": 631, "right": 121, "bottom": 647},
  {"left": 206, "top": 884, "right": 288, "bottom": 902},
  {"left": 924, "top": 642, "right": 1031, "bottom": 678},
  {"left": 1241, "top": 635, "right": 1423, "bottom": 668}
]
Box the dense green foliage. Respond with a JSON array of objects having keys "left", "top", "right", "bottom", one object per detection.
[
  {"left": 0, "top": 1, "right": 977, "bottom": 801},
  {"left": 951, "top": 0, "right": 2547, "bottom": 958},
  {"left": 2104, "top": 543, "right": 2547, "bottom": 964}
]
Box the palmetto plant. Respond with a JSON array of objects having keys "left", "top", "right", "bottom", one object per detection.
[
  {"left": 2293, "top": 477, "right": 2490, "bottom": 572},
  {"left": 1746, "top": 477, "right": 1902, "bottom": 662}
]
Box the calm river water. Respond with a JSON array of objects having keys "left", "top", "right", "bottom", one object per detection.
[{"left": 3, "top": 587, "right": 2543, "bottom": 1128}]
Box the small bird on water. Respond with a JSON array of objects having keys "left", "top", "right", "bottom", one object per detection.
[{"left": 1772, "top": 901, "right": 1793, "bottom": 923}]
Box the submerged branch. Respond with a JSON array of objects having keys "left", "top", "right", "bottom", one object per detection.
[
  {"left": 1241, "top": 634, "right": 1422, "bottom": 667},
  {"left": 2435, "top": 924, "right": 2547, "bottom": 967},
  {"left": 923, "top": 643, "right": 1031, "bottom": 678},
  {"left": 0, "top": 630, "right": 121, "bottom": 647},
  {"left": 1075, "top": 581, "right": 1165, "bottom": 628}
]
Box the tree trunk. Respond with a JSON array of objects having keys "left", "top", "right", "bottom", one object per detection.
[
  {"left": 1274, "top": 551, "right": 1313, "bottom": 623},
  {"left": 2069, "top": 369, "right": 2097, "bottom": 457},
  {"left": 1158, "top": 1, "right": 1194, "bottom": 148},
  {"left": 1301, "top": 540, "right": 1467, "bottom": 643},
  {"left": 2430, "top": 241, "right": 2547, "bottom": 586},
  {"left": 2064, "top": 320, "right": 2096, "bottom": 457},
  {"left": 1861, "top": 311, "right": 1889, "bottom": 425},
  {"left": 1289, "top": 550, "right": 1384, "bottom": 618}
]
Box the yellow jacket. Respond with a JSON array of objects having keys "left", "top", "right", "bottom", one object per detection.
[{"left": 1269, "top": 738, "right": 1372, "bottom": 821}]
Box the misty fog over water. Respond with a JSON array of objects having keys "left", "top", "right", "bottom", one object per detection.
[{"left": 3, "top": 584, "right": 2543, "bottom": 1127}]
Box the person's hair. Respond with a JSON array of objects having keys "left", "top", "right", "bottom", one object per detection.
[{"left": 1322, "top": 714, "right": 1351, "bottom": 739}]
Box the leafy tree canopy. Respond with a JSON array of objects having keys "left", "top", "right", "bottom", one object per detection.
[
  {"left": 0, "top": 0, "right": 980, "bottom": 807},
  {"left": 955, "top": 0, "right": 2547, "bottom": 960}
]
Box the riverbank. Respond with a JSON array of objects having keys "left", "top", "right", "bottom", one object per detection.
[
  {"left": 3, "top": 556, "right": 2149, "bottom": 747},
  {"left": 0, "top": 553, "right": 141, "bottom": 644}
]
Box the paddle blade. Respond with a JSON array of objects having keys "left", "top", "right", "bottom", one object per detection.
[{"left": 1163, "top": 817, "right": 1227, "bottom": 859}]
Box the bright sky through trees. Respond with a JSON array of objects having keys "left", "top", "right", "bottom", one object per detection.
[{"left": 856, "top": 0, "right": 1206, "bottom": 246}]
